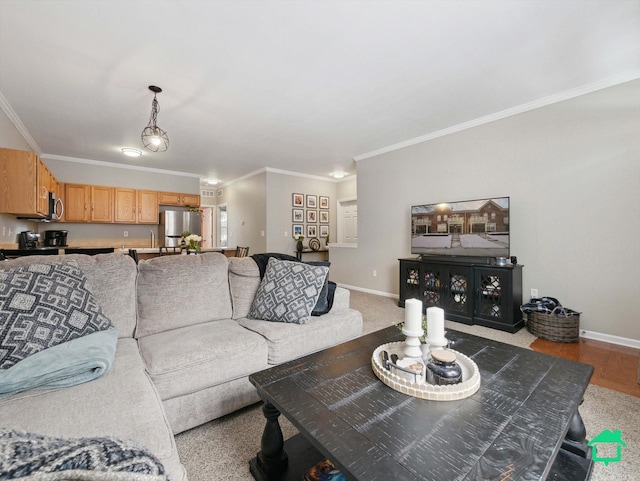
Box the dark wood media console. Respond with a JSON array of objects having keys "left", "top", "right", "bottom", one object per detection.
[{"left": 399, "top": 257, "right": 524, "bottom": 333}]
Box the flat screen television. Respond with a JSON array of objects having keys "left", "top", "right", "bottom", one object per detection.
[{"left": 411, "top": 197, "right": 509, "bottom": 258}]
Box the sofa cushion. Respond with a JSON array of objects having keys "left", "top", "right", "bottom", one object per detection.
[
  {"left": 237, "top": 305, "right": 363, "bottom": 364},
  {"left": 228, "top": 257, "right": 261, "bottom": 320},
  {"left": 3, "top": 253, "right": 138, "bottom": 339},
  {"left": 137, "top": 319, "right": 269, "bottom": 401},
  {"left": 135, "top": 254, "right": 233, "bottom": 338},
  {"left": 0, "top": 262, "right": 113, "bottom": 369},
  {"left": 0, "top": 338, "right": 186, "bottom": 481},
  {"left": 248, "top": 258, "right": 328, "bottom": 325}
]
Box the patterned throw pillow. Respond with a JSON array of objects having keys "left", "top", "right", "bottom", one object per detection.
[
  {"left": 0, "top": 262, "right": 113, "bottom": 370},
  {"left": 248, "top": 257, "right": 329, "bottom": 324}
]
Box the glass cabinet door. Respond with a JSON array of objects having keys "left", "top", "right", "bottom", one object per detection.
[
  {"left": 445, "top": 266, "right": 473, "bottom": 318},
  {"left": 475, "top": 268, "right": 509, "bottom": 322},
  {"left": 400, "top": 261, "right": 422, "bottom": 305},
  {"left": 423, "top": 267, "right": 443, "bottom": 308}
]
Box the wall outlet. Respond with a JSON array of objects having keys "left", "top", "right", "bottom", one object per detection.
[
  {"left": 530, "top": 288, "right": 539, "bottom": 299},
  {"left": 373, "top": 270, "right": 377, "bottom": 277},
  {"left": 123, "top": 231, "right": 128, "bottom": 237},
  {"left": 284, "top": 231, "right": 288, "bottom": 237}
]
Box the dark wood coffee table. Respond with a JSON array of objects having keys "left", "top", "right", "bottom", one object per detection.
[{"left": 249, "top": 327, "right": 594, "bottom": 481}]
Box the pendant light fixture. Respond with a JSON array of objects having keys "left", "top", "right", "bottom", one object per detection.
[{"left": 141, "top": 85, "right": 169, "bottom": 152}]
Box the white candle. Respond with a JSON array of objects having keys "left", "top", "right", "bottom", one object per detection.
[
  {"left": 405, "top": 298, "right": 423, "bottom": 333},
  {"left": 427, "top": 306, "right": 445, "bottom": 341}
]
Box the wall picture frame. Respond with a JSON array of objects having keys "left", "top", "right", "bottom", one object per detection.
[
  {"left": 293, "top": 224, "right": 303, "bottom": 239},
  {"left": 319, "top": 196, "right": 329, "bottom": 209},
  {"left": 292, "top": 193, "right": 304, "bottom": 207},
  {"left": 306, "top": 195, "right": 317, "bottom": 208},
  {"left": 292, "top": 209, "right": 304, "bottom": 222},
  {"left": 320, "top": 225, "right": 329, "bottom": 238},
  {"left": 307, "top": 210, "right": 317, "bottom": 223},
  {"left": 307, "top": 224, "right": 317, "bottom": 238},
  {"left": 319, "top": 211, "right": 329, "bottom": 223}
]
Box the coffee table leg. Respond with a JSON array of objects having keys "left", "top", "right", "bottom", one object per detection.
[
  {"left": 562, "top": 408, "right": 590, "bottom": 458},
  {"left": 250, "top": 402, "right": 289, "bottom": 481}
]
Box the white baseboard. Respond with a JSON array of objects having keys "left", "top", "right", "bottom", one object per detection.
[
  {"left": 579, "top": 329, "right": 640, "bottom": 350},
  {"left": 337, "top": 283, "right": 398, "bottom": 299},
  {"left": 339, "top": 284, "right": 640, "bottom": 349}
]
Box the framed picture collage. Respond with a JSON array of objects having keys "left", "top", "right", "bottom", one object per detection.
[{"left": 292, "top": 193, "right": 329, "bottom": 244}]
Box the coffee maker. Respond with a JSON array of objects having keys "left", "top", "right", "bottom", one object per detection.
[
  {"left": 44, "top": 230, "right": 68, "bottom": 247},
  {"left": 18, "top": 231, "right": 40, "bottom": 249}
]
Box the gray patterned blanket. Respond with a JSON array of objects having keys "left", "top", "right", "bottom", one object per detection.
[{"left": 0, "top": 429, "right": 168, "bottom": 481}]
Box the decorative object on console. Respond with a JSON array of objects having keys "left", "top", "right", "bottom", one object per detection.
[
  {"left": 141, "top": 85, "right": 169, "bottom": 152},
  {"left": 308, "top": 237, "right": 321, "bottom": 251}
]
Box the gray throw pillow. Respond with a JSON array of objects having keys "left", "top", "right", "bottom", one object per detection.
[
  {"left": 0, "top": 262, "right": 113, "bottom": 370},
  {"left": 248, "top": 257, "right": 329, "bottom": 324}
]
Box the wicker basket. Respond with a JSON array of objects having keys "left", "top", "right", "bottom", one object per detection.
[{"left": 527, "top": 307, "right": 580, "bottom": 343}]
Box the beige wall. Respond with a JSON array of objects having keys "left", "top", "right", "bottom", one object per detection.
[
  {"left": 266, "top": 171, "right": 338, "bottom": 258},
  {"left": 338, "top": 79, "right": 640, "bottom": 342},
  {"left": 218, "top": 172, "right": 268, "bottom": 253}
]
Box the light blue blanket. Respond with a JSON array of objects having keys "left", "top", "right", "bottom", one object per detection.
[{"left": 0, "top": 328, "right": 118, "bottom": 399}]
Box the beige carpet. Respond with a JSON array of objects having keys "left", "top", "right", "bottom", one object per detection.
[{"left": 174, "top": 290, "right": 640, "bottom": 480}]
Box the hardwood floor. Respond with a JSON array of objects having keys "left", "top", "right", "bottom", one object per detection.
[{"left": 530, "top": 337, "right": 640, "bottom": 398}]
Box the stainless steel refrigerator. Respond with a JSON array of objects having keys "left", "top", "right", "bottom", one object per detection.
[{"left": 159, "top": 210, "right": 202, "bottom": 247}]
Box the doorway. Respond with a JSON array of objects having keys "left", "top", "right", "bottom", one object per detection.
[
  {"left": 337, "top": 199, "right": 357, "bottom": 244},
  {"left": 217, "top": 204, "right": 228, "bottom": 248}
]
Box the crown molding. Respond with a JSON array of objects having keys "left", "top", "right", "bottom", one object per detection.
[
  {"left": 0, "top": 90, "right": 42, "bottom": 154},
  {"left": 41, "top": 154, "right": 201, "bottom": 178},
  {"left": 354, "top": 72, "right": 640, "bottom": 162},
  {"left": 265, "top": 167, "right": 355, "bottom": 183}
]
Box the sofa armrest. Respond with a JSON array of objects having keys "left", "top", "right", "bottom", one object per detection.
[{"left": 330, "top": 287, "right": 350, "bottom": 312}]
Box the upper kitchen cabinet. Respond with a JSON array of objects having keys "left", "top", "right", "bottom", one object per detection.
[
  {"left": 158, "top": 191, "right": 200, "bottom": 207},
  {"left": 64, "top": 184, "right": 113, "bottom": 223},
  {"left": 64, "top": 184, "right": 91, "bottom": 222},
  {"left": 115, "top": 188, "right": 158, "bottom": 224},
  {"left": 0, "top": 147, "right": 58, "bottom": 217}
]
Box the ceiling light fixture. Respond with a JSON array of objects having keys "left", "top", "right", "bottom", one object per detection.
[
  {"left": 205, "top": 179, "right": 219, "bottom": 186},
  {"left": 331, "top": 171, "right": 346, "bottom": 179},
  {"left": 141, "top": 85, "right": 169, "bottom": 152},
  {"left": 121, "top": 148, "right": 142, "bottom": 158}
]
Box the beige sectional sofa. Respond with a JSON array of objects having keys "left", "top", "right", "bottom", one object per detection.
[{"left": 0, "top": 252, "right": 363, "bottom": 480}]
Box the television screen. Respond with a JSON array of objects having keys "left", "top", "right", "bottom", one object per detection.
[{"left": 411, "top": 197, "right": 509, "bottom": 258}]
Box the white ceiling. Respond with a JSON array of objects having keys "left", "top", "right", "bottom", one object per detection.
[{"left": 1, "top": 0, "right": 639, "bottom": 185}]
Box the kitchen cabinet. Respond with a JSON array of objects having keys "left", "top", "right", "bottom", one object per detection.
[
  {"left": 64, "top": 184, "right": 91, "bottom": 222},
  {"left": 158, "top": 191, "right": 200, "bottom": 207},
  {"left": 399, "top": 257, "right": 524, "bottom": 333},
  {"left": 0, "top": 147, "right": 58, "bottom": 217},
  {"left": 91, "top": 186, "right": 113, "bottom": 223},
  {"left": 64, "top": 184, "right": 113, "bottom": 223},
  {"left": 115, "top": 188, "right": 158, "bottom": 224}
]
